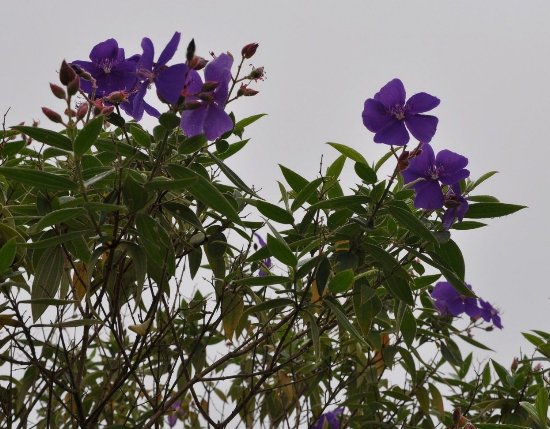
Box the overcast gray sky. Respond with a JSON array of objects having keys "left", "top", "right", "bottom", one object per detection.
[{"left": 1, "top": 0, "right": 549, "bottom": 362}]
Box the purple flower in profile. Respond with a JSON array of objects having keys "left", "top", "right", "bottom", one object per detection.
[
  {"left": 167, "top": 400, "right": 183, "bottom": 427},
  {"left": 442, "top": 184, "right": 469, "bottom": 229},
  {"left": 123, "top": 32, "right": 188, "bottom": 121},
  {"left": 479, "top": 299, "right": 503, "bottom": 329},
  {"left": 72, "top": 39, "right": 139, "bottom": 97},
  {"left": 362, "top": 79, "right": 440, "bottom": 146},
  {"left": 181, "top": 53, "right": 234, "bottom": 141},
  {"left": 312, "top": 408, "right": 344, "bottom": 429},
  {"left": 431, "top": 282, "right": 480, "bottom": 318},
  {"left": 253, "top": 233, "right": 272, "bottom": 277},
  {"left": 402, "top": 143, "right": 470, "bottom": 210}
]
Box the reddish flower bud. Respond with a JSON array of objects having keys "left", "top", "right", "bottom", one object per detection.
[
  {"left": 183, "top": 101, "right": 202, "bottom": 110},
  {"left": 237, "top": 84, "right": 259, "bottom": 97},
  {"left": 189, "top": 55, "right": 208, "bottom": 70},
  {"left": 49, "top": 83, "right": 66, "bottom": 100},
  {"left": 42, "top": 107, "right": 63, "bottom": 124},
  {"left": 67, "top": 76, "right": 80, "bottom": 97},
  {"left": 105, "top": 91, "right": 128, "bottom": 104},
  {"left": 92, "top": 99, "right": 104, "bottom": 116},
  {"left": 247, "top": 66, "right": 265, "bottom": 81},
  {"left": 64, "top": 108, "right": 76, "bottom": 118},
  {"left": 241, "top": 43, "right": 259, "bottom": 59},
  {"left": 101, "top": 106, "right": 115, "bottom": 116},
  {"left": 452, "top": 408, "right": 462, "bottom": 424},
  {"left": 76, "top": 103, "right": 89, "bottom": 120},
  {"left": 59, "top": 60, "right": 77, "bottom": 85},
  {"left": 201, "top": 81, "right": 219, "bottom": 92}
]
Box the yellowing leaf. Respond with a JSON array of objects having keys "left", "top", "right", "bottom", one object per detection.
[
  {"left": 71, "top": 262, "right": 87, "bottom": 302},
  {"left": 222, "top": 290, "right": 244, "bottom": 340},
  {"left": 128, "top": 318, "right": 152, "bottom": 336},
  {"left": 0, "top": 314, "right": 21, "bottom": 328}
]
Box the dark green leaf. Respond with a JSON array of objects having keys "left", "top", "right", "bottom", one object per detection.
[
  {"left": 291, "top": 177, "right": 323, "bottom": 212},
  {"left": 158, "top": 112, "right": 180, "bottom": 130},
  {"left": 308, "top": 195, "right": 370, "bottom": 211},
  {"left": 400, "top": 306, "right": 416, "bottom": 347},
  {"left": 31, "top": 246, "right": 64, "bottom": 321},
  {"left": 12, "top": 126, "right": 72, "bottom": 151},
  {"left": 279, "top": 165, "right": 309, "bottom": 194},
  {"left": 234, "top": 113, "right": 266, "bottom": 134},
  {"left": 354, "top": 162, "right": 377, "bottom": 184},
  {"left": 267, "top": 234, "right": 297, "bottom": 267},
  {"left": 430, "top": 239, "right": 465, "bottom": 280},
  {"left": 28, "top": 207, "right": 86, "bottom": 234},
  {"left": 178, "top": 134, "right": 207, "bottom": 154},
  {"left": 327, "top": 142, "right": 368, "bottom": 164},
  {"left": 0, "top": 238, "right": 17, "bottom": 273},
  {"left": 324, "top": 296, "right": 368, "bottom": 347},
  {"left": 209, "top": 152, "right": 258, "bottom": 196},
  {"left": 0, "top": 167, "right": 77, "bottom": 191},
  {"left": 256, "top": 201, "right": 294, "bottom": 224},
  {"left": 128, "top": 124, "right": 151, "bottom": 148},
  {"left": 73, "top": 116, "right": 103, "bottom": 155},
  {"left": 143, "top": 177, "right": 197, "bottom": 192},
  {"left": 328, "top": 269, "right": 354, "bottom": 293},
  {"left": 236, "top": 276, "right": 291, "bottom": 286},
  {"left": 244, "top": 298, "right": 294, "bottom": 316},
  {"left": 326, "top": 155, "right": 346, "bottom": 179},
  {"left": 388, "top": 202, "right": 438, "bottom": 245},
  {"left": 465, "top": 202, "right": 526, "bottom": 219},
  {"left": 451, "top": 220, "right": 487, "bottom": 230}
]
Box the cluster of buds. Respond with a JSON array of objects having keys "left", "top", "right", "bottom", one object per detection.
[{"left": 247, "top": 66, "right": 265, "bottom": 81}]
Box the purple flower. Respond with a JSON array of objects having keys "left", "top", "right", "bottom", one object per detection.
[
  {"left": 312, "top": 408, "right": 344, "bottom": 429},
  {"left": 442, "top": 184, "right": 469, "bottom": 229},
  {"left": 181, "top": 53, "right": 234, "bottom": 141},
  {"left": 72, "top": 39, "right": 139, "bottom": 98},
  {"left": 431, "top": 282, "right": 479, "bottom": 318},
  {"left": 167, "top": 400, "right": 183, "bottom": 427},
  {"left": 253, "top": 233, "right": 272, "bottom": 277},
  {"left": 402, "top": 143, "right": 470, "bottom": 210},
  {"left": 123, "top": 32, "right": 188, "bottom": 121},
  {"left": 479, "top": 299, "right": 503, "bottom": 329},
  {"left": 362, "top": 79, "right": 440, "bottom": 146}
]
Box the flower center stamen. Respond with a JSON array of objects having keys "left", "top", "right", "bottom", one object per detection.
[{"left": 389, "top": 104, "right": 406, "bottom": 120}]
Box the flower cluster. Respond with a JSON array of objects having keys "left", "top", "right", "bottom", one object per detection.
[
  {"left": 362, "top": 79, "right": 470, "bottom": 228},
  {"left": 70, "top": 33, "right": 261, "bottom": 141},
  {"left": 431, "top": 282, "right": 502, "bottom": 328}
]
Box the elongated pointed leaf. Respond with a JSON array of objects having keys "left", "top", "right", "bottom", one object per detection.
[
  {"left": 256, "top": 201, "right": 294, "bottom": 224},
  {"left": 0, "top": 167, "right": 76, "bottom": 191},
  {"left": 28, "top": 207, "right": 86, "bottom": 234},
  {"left": 12, "top": 126, "right": 72, "bottom": 151},
  {"left": 0, "top": 238, "right": 17, "bottom": 274},
  {"left": 31, "top": 246, "right": 64, "bottom": 321},
  {"left": 291, "top": 177, "right": 323, "bottom": 212},
  {"left": 267, "top": 234, "right": 297, "bottom": 267},
  {"left": 388, "top": 202, "right": 438, "bottom": 245},
  {"left": 209, "top": 152, "right": 258, "bottom": 196},
  {"left": 465, "top": 202, "right": 526, "bottom": 219},
  {"left": 325, "top": 296, "right": 368, "bottom": 347},
  {"left": 327, "top": 142, "right": 368, "bottom": 164},
  {"left": 73, "top": 116, "right": 103, "bottom": 155}
]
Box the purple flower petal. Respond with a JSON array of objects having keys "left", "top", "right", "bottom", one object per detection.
[
  {"left": 401, "top": 143, "right": 436, "bottom": 183},
  {"left": 436, "top": 150, "right": 470, "bottom": 185},
  {"left": 374, "top": 78, "right": 406, "bottom": 108},
  {"left": 464, "top": 297, "right": 481, "bottom": 318},
  {"left": 362, "top": 99, "right": 393, "bottom": 133},
  {"left": 157, "top": 32, "right": 180, "bottom": 67},
  {"left": 405, "top": 92, "right": 440, "bottom": 114},
  {"left": 139, "top": 37, "right": 155, "bottom": 71},
  {"left": 405, "top": 114, "right": 438, "bottom": 143},
  {"left": 156, "top": 63, "right": 187, "bottom": 104},
  {"left": 203, "top": 104, "right": 233, "bottom": 141},
  {"left": 205, "top": 53, "right": 233, "bottom": 104},
  {"left": 414, "top": 180, "right": 444, "bottom": 209},
  {"left": 89, "top": 39, "right": 119, "bottom": 64},
  {"left": 181, "top": 104, "right": 207, "bottom": 137},
  {"left": 373, "top": 120, "right": 409, "bottom": 146}
]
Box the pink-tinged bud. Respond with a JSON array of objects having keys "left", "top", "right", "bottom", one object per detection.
[
  {"left": 183, "top": 100, "right": 202, "bottom": 110},
  {"left": 50, "top": 83, "right": 66, "bottom": 100},
  {"left": 76, "top": 103, "right": 88, "bottom": 120},
  {"left": 241, "top": 43, "right": 259, "bottom": 59},
  {"left": 511, "top": 357, "right": 519, "bottom": 372},
  {"left": 101, "top": 106, "right": 115, "bottom": 116},
  {"left": 42, "top": 107, "right": 63, "bottom": 124},
  {"left": 247, "top": 66, "right": 265, "bottom": 81},
  {"left": 64, "top": 108, "right": 76, "bottom": 118},
  {"left": 201, "top": 81, "right": 219, "bottom": 92},
  {"left": 534, "top": 363, "right": 543, "bottom": 372},
  {"left": 67, "top": 76, "right": 80, "bottom": 97},
  {"left": 189, "top": 55, "right": 208, "bottom": 70},
  {"left": 241, "top": 43, "right": 260, "bottom": 59},
  {"left": 105, "top": 91, "right": 128, "bottom": 104},
  {"left": 59, "top": 60, "right": 77, "bottom": 85},
  {"left": 452, "top": 408, "right": 462, "bottom": 424},
  {"left": 237, "top": 84, "right": 259, "bottom": 97},
  {"left": 92, "top": 99, "right": 104, "bottom": 116}
]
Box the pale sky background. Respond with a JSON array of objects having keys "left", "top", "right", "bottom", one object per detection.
[{"left": 1, "top": 0, "right": 549, "bottom": 365}]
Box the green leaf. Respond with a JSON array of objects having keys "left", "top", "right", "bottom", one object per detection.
[
  {"left": 83, "top": 168, "right": 116, "bottom": 188},
  {"left": 163, "top": 202, "right": 204, "bottom": 231},
  {"left": 158, "top": 112, "right": 180, "bottom": 130},
  {"left": 27, "top": 230, "right": 88, "bottom": 249},
  {"left": 308, "top": 195, "right": 370, "bottom": 211},
  {"left": 33, "top": 318, "right": 102, "bottom": 328},
  {"left": 267, "top": 234, "right": 297, "bottom": 267},
  {"left": 279, "top": 165, "right": 309, "bottom": 194},
  {"left": 328, "top": 269, "right": 354, "bottom": 293},
  {"left": 451, "top": 220, "right": 487, "bottom": 230},
  {"left": 327, "top": 142, "right": 368, "bottom": 164},
  {"left": 326, "top": 155, "right": 346, "bottom": 179},
  {"left": 324, "top": 296, "right": 368, "bottom": 347},
  {"left": 535, "top": 387, "right": 549, "bottom": 427},
  {"left": 477, "top": 424, "right": 530, "bottom": 429},
  {"left": 234, "top": 113, "right": 266, "bottom": 134},
  {"left": 73, "top": 116, "right": 103, "bottom": 155},
  {"left": 520, "top": 403, "right": 542, "bottom": 427},
  {"left": 0, "top": 167, "right": 77, "bottom": 191},
  {"left": 354, "top": 162, "right": 377, "bottom": 184},
  {"left": 31, "top": 246, "right": 65, "bottom": 321},
  {"left": 27, "top": 207, "right": 86, "bottom": 234},
  {"left": 244, "top": 298, "right": 294, "bottom": 316},
  {"left": 21, "top": 298, "right": 77, "bottom": 306},
  {"left": 400, "top": 306, "right": 416, "bottom": 347},
  {"left": 465, "top": 202, "right": 526, "bottom": 219},
  {"left": 415, "top": 385, "right": 430, "bottom": 414},
  {"left": 12, "top": 126, "right": 72, "bottom": 151},
  {"left": 178, "top": 135, "right": 207, "bottom": 154},
  {"left": 128, "top": 124, "right": 151, "bottom": 148},
  {"left": 388, "top": 202, "right": 438, "bottom": 245},
  {"left": 430, "top": 239, "right": 465, "bottom": 280},
  {"left": 470, "top": 170, "right": 498, "bottom": 190},
  {"left": 212, "top": 139, "right": 249, "bottom": 160},
  {"left": 291, "top": 177, "right": 323, "bottom": 212},
  {"left": 143, "top": 177, "right": 197, "bottom": 192},
  {"left": 209, "top": 152, "right": 258, "bottom": 196},
  {"left": 0, "top": 238, "right": 17, "bottom": 274},
  {"left": 256, "top": 201, "right": 294, "bottom": 224},
  {"left": 167, "top": 164, "right": 241, "bottom": 224}
]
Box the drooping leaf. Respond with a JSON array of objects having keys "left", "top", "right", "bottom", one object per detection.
[
  {"left": 31, "top": 246, "right": 65, "bottom": 321},
  {"left": 73, "top": 116, "right": 103, "bottom": 156},
  {"left": 291, "top": 177, "right": 323, "bottom": 212},
  {"left": 12, "top": 126, "right": 72, "bottom": 151},
  {"left": 27, "top": 207, "right": 86, "bottom": 234},
  {"left": 324, "top": 296, "right": 368, "bottom": 347},
  {"left": 267, "top": 234, "right": 297, "bottom": 267},
  {"left": 0, "top": 167, "right": 77, "bottom": 191},
  {"left": 388, "top": 202, "right": 438, "bottom": 245}
]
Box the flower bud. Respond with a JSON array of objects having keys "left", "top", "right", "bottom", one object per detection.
[
  {"left": 241, "top": 43, "right": 259, "bottom": 59},
  {"left": 49, "top": 83, "right": 66, "bottom": 100},
  {"left": 189, "top": 55, "right": 208, "bottom": 70},
  {"left": 67, "top": 76, "right": 80, "bottom": 97},
  {"left": 101, "top": 106, "right": 115, "bottom": 116},
  {"left": 183, "top": 101, "right": 202, "bottom": 110},
  {"left": 59, "top": 60, "right": 77, "bottom": 85},
  {"left": 42, "top": 107, "right": 63, "bottom": 124},
  {"left": 105, "top": 91, "right": 128, "bottom": 104},
  {"left": 201, "top": 81, "right": 219, "bottom": 92},
  {"left": 186, "top": 38, "right": 196, "bottom": 63},
  {"left": 64, "top": 108, "right": 76, "bottom": 118},
  {"left": 92, "top": 99, "right": 104, "bottom": 116},
  {"left": 76, "top": 103, "right": 88, "bottom": 120},
  {"left": 511, "top": 357, "right": 519, "bottom": 372},
  {"left": 397, "top": 150, "right": 410, "bottom": 172},
  {"left": 452, "top": 408, "right": 462, "bottom": 424},
  {"left": 237, "top": 84, "right": 259, "bottom": 97},
  {"left": 247, "top": 66, "right": 265, "bottom": 81}
]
